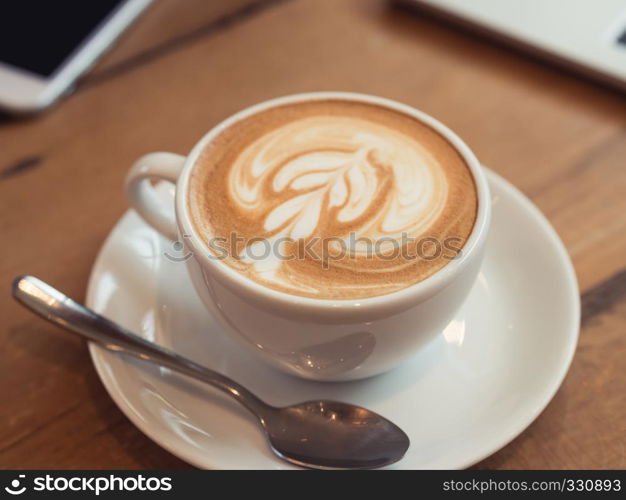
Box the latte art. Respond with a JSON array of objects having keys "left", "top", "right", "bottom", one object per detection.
[
  {"left": 189, "top": 100, "right": 477, "bottom": 299},
  {"left": 229, "top": 116, "right": 448, "bottom": 249}
]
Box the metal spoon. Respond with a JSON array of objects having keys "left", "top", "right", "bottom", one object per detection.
[{"left": 12, "top": 275, "right": 409, "bottom": 469}]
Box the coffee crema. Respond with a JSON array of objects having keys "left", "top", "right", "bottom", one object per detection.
[{"left": 188, "top": 100, "right": 477, "bottom": 299}]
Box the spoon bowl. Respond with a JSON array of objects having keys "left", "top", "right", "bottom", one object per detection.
[{"left": 264, "top": 400, "right": 409, "bottom": 469}]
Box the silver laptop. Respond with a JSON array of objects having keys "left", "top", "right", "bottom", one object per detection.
[{"left": 401, "top": 0, "right": 626, "bottom": 91}]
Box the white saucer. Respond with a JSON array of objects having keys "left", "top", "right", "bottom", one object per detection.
[{"left": 86, "top": 169, "right": 580, "bottom": 469}]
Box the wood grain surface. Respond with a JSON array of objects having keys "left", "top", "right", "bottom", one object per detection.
[{"left": 1, "top": 0, "right": 624, "bottom": 469}]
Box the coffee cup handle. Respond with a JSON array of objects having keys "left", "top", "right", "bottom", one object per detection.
[{"left": 125, "top": 152, "right": 186, "bottom": 240}]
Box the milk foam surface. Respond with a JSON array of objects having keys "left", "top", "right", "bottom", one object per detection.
[{"left": 189, "top": 100, "right": 477, "bottom": 299}]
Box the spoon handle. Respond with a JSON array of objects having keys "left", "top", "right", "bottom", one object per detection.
[{"left": 12, "top": 275, "right": 271, "bottom": 418}]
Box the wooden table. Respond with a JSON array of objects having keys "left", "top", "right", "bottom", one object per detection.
[{"left": 1, "top": 0, "right": 625, "bottom": 469}]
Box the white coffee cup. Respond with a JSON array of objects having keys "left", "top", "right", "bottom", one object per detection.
[{"left": 126, "top": 92, "right": 491, "bottom": 381}]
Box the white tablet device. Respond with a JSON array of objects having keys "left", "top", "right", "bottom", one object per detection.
[
  {"left": 401, "top": 0, "right": 626, "bottom": 92},
  {"left": 0, "top": 0, "right": 152, "bottom": 115}
]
